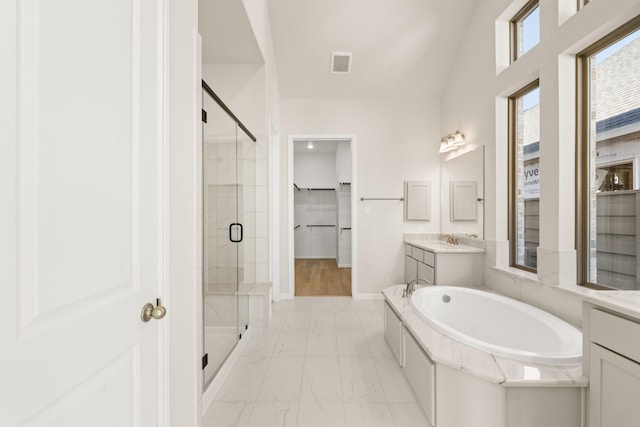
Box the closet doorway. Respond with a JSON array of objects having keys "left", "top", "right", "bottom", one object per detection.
[{"left": 289, "top": 136, "right": 355, "bottom": 297}]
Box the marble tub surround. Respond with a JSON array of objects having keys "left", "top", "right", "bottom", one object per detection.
[
  {"left": 403, "top": 234, "right": 485, "bottom": 254},
  {"left": 484, "top": 238, "right": 640, "bottom": 329},
  {"left": 382, "top": 285, "right": 587, "bottom": 387}
]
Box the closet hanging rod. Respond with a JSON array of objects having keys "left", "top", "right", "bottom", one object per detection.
[
  {"left": 302, "top": 188, "right": 335, "bottom": 191},
  {"left": 341, "top": 227, "right": 352, "bottom": 231},
  {"left": 294, "top": 225, "right": 301, "bottom": 230},
  {"left": 306, "top": 224, "right": 336, "bottom": 228},
  {"left": 360, "top": 197, "right": 405, "bottom": 201},
  {"left": 201, "top": 80, "right": 257, "bottom": 142},
  {"left": 339, "top": 182, "right": 351, "bottom": 185}
]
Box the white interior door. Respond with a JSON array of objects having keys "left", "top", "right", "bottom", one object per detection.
[{"left": 0, "top": 1, "right": 165, "bottom": 425}]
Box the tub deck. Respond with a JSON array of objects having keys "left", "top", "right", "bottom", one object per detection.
[{"left": 383, "top": 284, "right": 587, "bottom": 387}]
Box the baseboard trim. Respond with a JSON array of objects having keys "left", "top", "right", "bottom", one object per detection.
[{"left": 353, "top": 293, "right": 384, "bottom": 300}]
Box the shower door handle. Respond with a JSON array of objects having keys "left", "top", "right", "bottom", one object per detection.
[{"left": 229, "top": 223, "right": 243, "bottom": 243}]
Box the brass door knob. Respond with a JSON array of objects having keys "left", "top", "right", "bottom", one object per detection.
[{"left": 141, "top": 300, "right": 167, "bottom": 322}]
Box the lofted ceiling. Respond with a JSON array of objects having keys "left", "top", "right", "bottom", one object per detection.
[
  {"left": 267, "top": 0, "right": 478, "bottom": 99},
  {"left": 199, "top": 0, "right": 263, "bottom": 63}
]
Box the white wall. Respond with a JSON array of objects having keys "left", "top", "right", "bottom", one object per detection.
[
  {"left": 203, "top": 63, "right": 266, "bottom": 135},
  {"left": 280, "top": 97, "right": 441, "bottom": 297},
  {"left": 440, "top": 0, "right": 640, "bottom": 327},
  {"left": 169, "top": 0, "right": 200, "bottom": 425},
  {"left": 294, "top": 152, "right": 336, "bottom": 188}
]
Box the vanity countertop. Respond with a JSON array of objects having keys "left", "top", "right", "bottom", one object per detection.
[
  {"left": 584, "top": 290, "right": 640, "bottom": 319},
  {"left": 382, "top": 284, "right": 587, "bottom": 388},
  {"left": 404, "top": 237, "right": 485, "bottom": 254}
]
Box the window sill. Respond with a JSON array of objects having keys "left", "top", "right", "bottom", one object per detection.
[{"left": 489, "top": 265, "right": 539, "bottom": 283}]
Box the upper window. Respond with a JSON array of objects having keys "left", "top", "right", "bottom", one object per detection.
[
  {"left": 511, "top": 0, "right": 540, "bottom": 62},
  {"left": 509, "top": 81, "right": 540, "bottom": 272},
  {"left": 578, "top": 19, "right": 640, "bottom": 289}
]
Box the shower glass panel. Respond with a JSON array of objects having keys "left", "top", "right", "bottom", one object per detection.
[
  {"left": 237, "top": 132, "right": 254, "bottom": 337},
  {"left": 202, "top": 88, "right": 239, "bottom": 388},
  {"left": 201, "top": 80, "right": 256, "bottom": 391}
]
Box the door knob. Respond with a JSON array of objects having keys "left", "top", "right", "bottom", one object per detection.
[{"left": 141, "top": 299, "right": 167, "bottom": 322}]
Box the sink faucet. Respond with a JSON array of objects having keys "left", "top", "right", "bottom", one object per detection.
[
  {"left": 442, "top": 234, "right": 459, "bottom": 245},
  {"left": 403, "top": 278, "right": 432, "bottom": 297}
]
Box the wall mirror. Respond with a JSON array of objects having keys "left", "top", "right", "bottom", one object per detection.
[{"left": 441, "top": 146, "right": 484, "bottom": 238}]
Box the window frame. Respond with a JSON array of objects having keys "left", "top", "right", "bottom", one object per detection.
[
  {"left": 508, "top": 79, "right": 540, "bottom": 273},
  {"left": 510, "top": 0, "right": 540, "bottom": 63},
  {"left": 577, "top": 16, "right": 640, "bottom": 289}
]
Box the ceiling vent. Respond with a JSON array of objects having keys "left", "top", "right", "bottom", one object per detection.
[{"left": 331, "top": 52, "right": 352, "bottom": 74}]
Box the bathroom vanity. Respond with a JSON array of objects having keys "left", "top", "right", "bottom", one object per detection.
[
  {"left": 583, "top": 293, "right": 640, "bottom": 427},
  {"left": 404, "top": 237, "right": 484, "bottom": 286}
]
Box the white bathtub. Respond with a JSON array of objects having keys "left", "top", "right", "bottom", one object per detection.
[{"left": 410, "top": 286, "right": 582, "bottom": 365}]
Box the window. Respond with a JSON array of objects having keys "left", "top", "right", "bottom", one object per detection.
[
  {"left": 509, "top": 81, "right": 540, "bottom": 272},
  {"left": 511, "top": 0, "right": 540, "bottom": 61},
  {"left": 578, "top": 18, "right": 640, "bottom": 289}
]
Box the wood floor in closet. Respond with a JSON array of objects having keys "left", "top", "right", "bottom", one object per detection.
[{"left": 294, "top": 258, "right": 351, "bottom": 296}]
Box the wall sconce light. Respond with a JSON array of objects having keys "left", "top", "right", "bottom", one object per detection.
[
  {"left": 452, "top": 130, "right": 465, "bottom": 147},
  {"left": 439, "top": 136, "right": 454, "bottom": 153},
  {"left": 438, "top": 130, "right": 466, "bottom": 153}
]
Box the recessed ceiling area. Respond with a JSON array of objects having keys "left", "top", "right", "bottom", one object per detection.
[
  {"left": 199, "top": 0, "right": 263, "bottom": 63},
  {"left": 268, "top": 0, "right": 478, "bottom": 98}
]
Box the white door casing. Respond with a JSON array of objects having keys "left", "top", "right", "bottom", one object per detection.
[{"left": 0, "top": 1, "right": 166, "bottom": 425}]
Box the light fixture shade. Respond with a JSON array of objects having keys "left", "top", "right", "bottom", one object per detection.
[
  {"left": 307, "top": 141, "right": 314, "bottom": 149},
  {"left": 452, "top": 130, "right": 465, "bottom": 146},
  {"left": 439, "top": 137, "right": 454, "bottom": 153}
]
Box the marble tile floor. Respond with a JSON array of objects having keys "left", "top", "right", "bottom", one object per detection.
[{"left": 204, "top": 297, "right": 431, "bottom": 427}]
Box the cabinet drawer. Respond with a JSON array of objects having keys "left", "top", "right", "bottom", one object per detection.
[
  {"left": 405, "top": 256, "right": 418, "bottom": 284},
  {"left": 591, "top": 308, "right": 640, "bottom": 363},
  {"left": 418, "top": 262, "right": 434, "bottom": 284},
  {"left": 405, "top": 244, "right": 413, "bottom": 256},
  {"left": 423, "top": 250, "right": 435, "bottom": 267},
  {"left": 411, "top": 246, "right": 424, "bottom": 262}
]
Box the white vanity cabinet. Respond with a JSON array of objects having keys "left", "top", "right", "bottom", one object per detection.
[
  {"left": 404, "top": 242, "right": 482, "bottom": 286},
  {"left": 588, "top": 308, "right": 640, "bottom": 427},
  {"left": 404, "top": 244, "right": 434, "bottom": 284},
  {"left": 402, "top": 326, "right": 436, "bottom": 426}
]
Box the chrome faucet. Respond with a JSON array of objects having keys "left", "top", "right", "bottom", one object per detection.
[
  {"left": 403, "top": 278, "right": 432, "bottom": 297},
  {"left": 442, "top": 234, "right": 459, "bottom": 245}
]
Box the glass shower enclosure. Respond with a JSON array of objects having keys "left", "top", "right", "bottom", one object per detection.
[{"left": 202, "top": 80, "right": 255, "bottom": 389}]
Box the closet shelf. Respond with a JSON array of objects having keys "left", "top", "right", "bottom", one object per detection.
[{"left": 306, "top": 224, "right": 336, "bottom": 228}]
